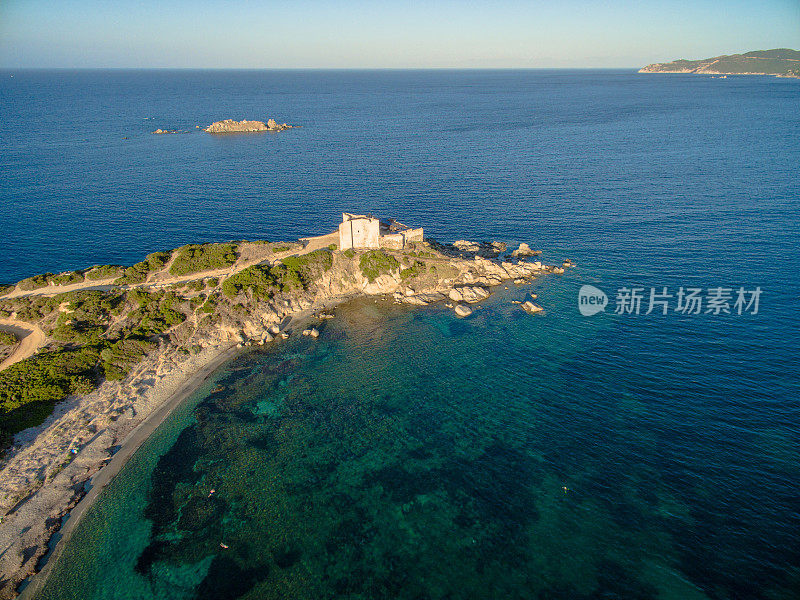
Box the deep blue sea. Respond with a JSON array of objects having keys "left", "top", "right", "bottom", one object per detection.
[{"left": 2, "top": 70, "right": 799, "bottom": 599}]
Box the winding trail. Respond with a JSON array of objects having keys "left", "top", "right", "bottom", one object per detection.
[{"left": 0, "top": 319, "right": 46, "bottom": 373}]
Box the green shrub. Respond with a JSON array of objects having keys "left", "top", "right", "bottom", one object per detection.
[
  {"left": 145, "top": 251, "right": 171, "bottom": 271},
  {"left": 100, "top": 338, "right": 156, "bottom": 380},
  {"left": 400, "top": 260, "right": 426, "bottom": 281},
  {"left": 328, "top": 243, "right": 337, "bottom": 251},
  {"left": 115, "top": 262, "right": 150, "bottom": 285},
  {"left": 222, "top": 265, "right": 287, "bottom": 299},
  {"left": 169, "top": 243, "right": 237, "bottom": 276},
  {"left": 114, "top": 251, "right": 171, "bottom": 285},
  {"left": 360, "top": 251, "right": 400, "bottom": 283},
  {"left": 7, "top": 296, "right": 59, "bottom": 322},
  {"left": 272, "top": 245, "right": 291, "bottom": 253},
  {"left": 119, "top": 290, "right": 187, "bottom": 338},
  {"left": 18, "top": 273, "right": 53, "bottom": 291},
  {"left": 281, "top": 249, "right": 333, "bottom": 279},
  {"left": 49, "top": 271, "right": 85, "bottom": 286},
  {"left": 222, "top": 250, "right": 333, "bottom": 300},
  {"left": 0, "top": 284, "right": 14, "bottom": 297},
  {"left": 198, "top": 299, "right": 216, "bottom": 313},
  {"left": 343, "top": 249, "right": 355, "bottom": 259},
  {"left": 0, "top": 347, "right": 101, "bottom": 443},
  {"left": 0, "top": 331, "right": 18, "bottom": 347},
  {"left": 86, "top": 264, "right": 124, "bottom": 281}
]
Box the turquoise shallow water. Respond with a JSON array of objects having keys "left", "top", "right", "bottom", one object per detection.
[
  {"left": 36, "top": 278, "right": 799, "bottom": 599},
  {"left": 3, "top": 70, "right": 798, "bottom": 598}
]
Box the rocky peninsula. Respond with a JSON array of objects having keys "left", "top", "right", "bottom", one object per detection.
[
  {"left": 204, "top": 118, "right": 297, "bottom": 133},
  {"left": 0, "top": 229, "right": 571, "bottom": 598},
  {"left": 639, "top": 48, "right": 800, "bottom": 78}
]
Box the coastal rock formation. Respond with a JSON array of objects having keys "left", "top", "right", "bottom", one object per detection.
[
  {"left": 451, "top": 240, "right": 507, "bottom": 258},
  {"left": 449, "top": 286, "right": 490, "bottom": 304},
  {"left": 203, "top": 119, "right": 297, "bottom": 133},
  {"left": 639, "top": 48, "right": 800, "bottom": 78},
  {"left": 512, "top": 243, "right": 541, "bottom": 258}
]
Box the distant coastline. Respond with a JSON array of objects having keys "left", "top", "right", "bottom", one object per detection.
[{"left": 639, "top": 48, "right": 800, "bottom": 78}]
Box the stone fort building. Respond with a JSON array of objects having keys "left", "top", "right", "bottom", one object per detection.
[{"left": 338, "top": 213, "right": 423, "bottom": 250}]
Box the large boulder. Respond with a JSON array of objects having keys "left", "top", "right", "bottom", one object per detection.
[
  {"left": 452, "top": 286, "right": 490, "bottom": 303},
  {"left": 454, "top": 304, "right": 473, "bottom": 317},
  {"left": 521, "top": 300, "right": 544, "bottom": 314}
]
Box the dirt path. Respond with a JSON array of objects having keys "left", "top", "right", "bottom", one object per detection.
[
  {"left": 0, "top": 319, "right": 46, "bottom": 372},
  {"left": 0, "top": 239, "right": 325, "bottom": 301}
]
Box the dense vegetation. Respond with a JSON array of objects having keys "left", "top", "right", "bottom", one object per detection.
[
  {"left": 400, "top": 260, "right": 426, "bottom": 281},
  {"left": 15, "top": 270, "right": 90, "bottom": 291},
  {"left": 0, "top": 287, "right": 192, "bottom": 448},
  {"left": 222, "top": 249, "right": 333, "bottom": 299},
  {"left": 16, "top": 273, "right": 54, "bottom": 291},
  {"left": 359, "top": 250, "right": 400, "bottom": 283},
  {"left": 86, "top": 264, "right": 124, "bottom": 281},
  {"left": 0, "top": 331, "right": 18, "bottom": 347},
  {"left": 169, "top": 243, "right": 238, "bottom": 276},
  {"left": 115, "top": 251, "right": 172, "bottom": 285},
  {"left": 0, "top": 347, "right": 99, "bottom": 447}
]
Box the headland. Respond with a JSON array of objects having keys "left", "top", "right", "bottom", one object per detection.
[
  {"left": 0, "top": 214, "right": 572, "bottom": 598},
  {"left": 639, "top": 48, "right": 800, "bottom": 78}
]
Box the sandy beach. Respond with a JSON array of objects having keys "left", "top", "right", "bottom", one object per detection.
[{"left": 0, "top": 341, "right": 237, "bottom": 599}]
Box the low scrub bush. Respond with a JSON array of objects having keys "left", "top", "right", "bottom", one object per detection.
[
  {"left": 0, "top": 331, "right": 18, "bottom": 347},
  {"left": 360, "top": 251, "right": 400, "bottom": 283},
  {"left": 86, "top": 264, "right": 124, "bottom": 281},
  {"left": 169, "top": 244, "right": 237, "bottom": 276}
]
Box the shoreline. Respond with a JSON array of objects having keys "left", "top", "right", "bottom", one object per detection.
[
  {"left": 16, "top": 342, "right": 239, "bottom": 599},
  {"left": 7, "top": 296, "right": 354, "bottom": 598},
  {"left": 0, "top": 235, "right": 566, "bottom": 597}
]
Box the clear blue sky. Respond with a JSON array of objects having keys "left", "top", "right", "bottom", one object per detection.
[{"left": 1, "top": 0, "right": 798, "bottom": 68}]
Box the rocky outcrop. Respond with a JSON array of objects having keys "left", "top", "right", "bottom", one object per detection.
[
  {"left": 449, "top": 240, "right": 507, "bottom": 258},
  {"left": 512, "top": 243, "right": 540, "bottom": 258},
  {"left": 521, "top": 300, "right": 544, "bottom": 314},
  {"left": 204, "top": 119, "right": 297, "bottom": 133},
  {"left": 448, "top": 286, "right": 490, "bottom": 304}
]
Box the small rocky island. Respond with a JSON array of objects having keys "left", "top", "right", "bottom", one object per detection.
[
  {"left": 204, "top": 118, "right": 297, "bottom": 133},
  {"left": 639, "top": 48, "right": 800, "bottom": 78}
]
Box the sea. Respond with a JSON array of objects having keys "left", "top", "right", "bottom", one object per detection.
[{"left": 1, "top": 69, "right": 799, "bottom": 600}]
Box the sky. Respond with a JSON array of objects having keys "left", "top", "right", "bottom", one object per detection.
[{"left": 1, "top": 0, "right": 799, "bottom": 68}]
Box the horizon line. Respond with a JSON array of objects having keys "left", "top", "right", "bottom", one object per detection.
[{"left": 1, "top": 66, "right": 645, "bottom": 71}]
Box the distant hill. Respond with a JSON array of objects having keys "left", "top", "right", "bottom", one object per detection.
[{"left": 640, "top": 49, "right": 800, "bottom": 78}]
